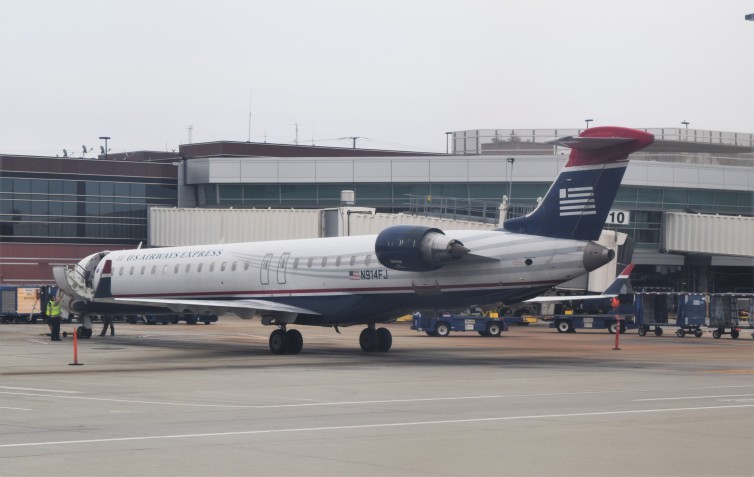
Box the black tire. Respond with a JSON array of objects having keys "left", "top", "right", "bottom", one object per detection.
[
  {"left": 712, "top": 329, "right": 721, "bottom": 339},
  {"left": 435, "top": 322, "right": 451, "bottom": 337},
  {"left": 486, "top": 322, "right": 502, "bottom": 337},
  {"left": 654, "top": 327, "right": 663, "bottom": 337},
  {"left": 556, "top": 320, "right": 572, "bottom": 333},
  {"left": 694, "top": 330, "right": 703, "bottom": 338},
  {"left": 638, "top": 327, "right": 647, "bottom": 337},
  {"left": 376, "top": 327, "right": 392, "bottom": 352},
  {"left": 676, "top": 329, "right": 685, "bottom": 338},
  {"left": 608, "top": 322, "right": 617, "bottom": 334},
  {"left": 425, "top": 331, "right": 436, "bottom": 337},
  {"left": 269, "top": 329, "right": 288, "bottom": 354},
  {"left": 731, "top": 329, "right": 739, "bottom": 340},
  {"left": 359, "top": 328, "right": 378, "bottom": 352},
  {"left": 285, "top": 329, "right": 303, "bottom": 354},
  {"left": 478, "top": 331, "right": 489, "bottom": 337}
]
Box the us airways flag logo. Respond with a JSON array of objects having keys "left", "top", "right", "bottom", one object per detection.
[{"left": 559, "top": 187, "right": 596, "bottom": 216}]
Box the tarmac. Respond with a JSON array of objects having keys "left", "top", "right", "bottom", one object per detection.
[{"left": 1, "top": 319, "right": 752, "bottom": 476}]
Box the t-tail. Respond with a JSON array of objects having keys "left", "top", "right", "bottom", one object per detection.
[{"left": 504, "top": 126, "right": 654, "bottom": 241}]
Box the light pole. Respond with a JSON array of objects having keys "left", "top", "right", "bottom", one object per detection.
[
  {"left": 99, "top": 136, "right": 111, "bottom": 160},
  {"left": 585, "top": 119, "right": 593, "bottom": 130},
  {"left": 506, "top": 157, "right": 515, "bottom": 203},
  {"left": 681, "top": 121, "right": 689, "bottom": 130}
]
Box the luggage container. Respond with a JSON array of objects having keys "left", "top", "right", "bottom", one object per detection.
[
  {"left": 635, "top": 293, "right": 706, "bottom": 338},
  {"left": 0, "top": 286, "right": 47, "bottom": 324},
  {"left": 709, "top": 294, "right": 753, "bottom": 339}
]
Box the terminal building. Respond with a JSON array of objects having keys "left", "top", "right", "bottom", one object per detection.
[{"left": 2, "top": 127, "right": 752, "bottom": 293}]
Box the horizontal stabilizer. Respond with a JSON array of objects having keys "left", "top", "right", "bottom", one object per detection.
[{"left": 546, "top": 136, "right": 635, "bottom": 151}]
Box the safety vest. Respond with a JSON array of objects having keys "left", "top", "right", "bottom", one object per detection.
[{"left": 47, "top": 300, "right": 61, "bottom": 317}]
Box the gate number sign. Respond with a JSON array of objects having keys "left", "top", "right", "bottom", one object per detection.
[{"left": 606, "top": 209, "right": 630, "bottom": 225}]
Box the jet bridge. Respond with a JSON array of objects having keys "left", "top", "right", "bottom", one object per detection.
[{"left": 663, "top": 212, "right": 754, "bottom": 257}]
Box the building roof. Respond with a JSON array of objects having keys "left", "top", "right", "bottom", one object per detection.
[{"left": 179, "top": 141, "right": 441, "bottom": 158}]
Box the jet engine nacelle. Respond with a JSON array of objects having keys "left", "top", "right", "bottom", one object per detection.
[{"left": 374, "top": 225, "right": 470, "bottom": 272}]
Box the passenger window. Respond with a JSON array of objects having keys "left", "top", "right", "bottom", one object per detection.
[
  {"left": 307, "top": 258, "right": 313, "bottom": 268},
  {"left": 162, "top": 264, "right": 168, "bottom": 274},
  {"left": 151, "top": 265, "right": 156, "bottom": 275},
  {"left": 119, "top": 268, "right": 123, "bottom": 276},
  {"left": 197, "top": 263, "right": 203, "bottom": 273},
  {"left": 350, "top": 256, "right": 356, "bottom": 266},
  {"left": 129, "top": 266, "right": 134, "bottom": 276},
  {"left": 174, "top": 264, "right": 180, "bottom": 273},
  {"left": 186, "top": 264, "right": 191, "bottom": 273},
  {"left": 221, "top": 262, "right": 227, "bottom": 272},
  {"left": 293, "top": 258, "right": 300, "bottom": 268},
  {"left": 365, "top": 255, "right": 372, "bottom": 266},
  {"left": 335, "top": 256, "right": 342, "bottom": 266},
  {"left": 231, "top": 261, "right": 237, "bottom": 271},
  {"left": 321, "top": 257, "right": 327, "bottom": 267},
  {"left": 140, "top": 266, "right": 145, "bottom": 275},
  {"left": 209, "top": 263, "right": 215, "bottom": 272},
  {"left": 244, "top": 262, "right": 250, "bottom": 271}
]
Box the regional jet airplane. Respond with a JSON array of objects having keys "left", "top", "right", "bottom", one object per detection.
[{"left": 53, "top": 126, "right": 654, "bottom": 354}]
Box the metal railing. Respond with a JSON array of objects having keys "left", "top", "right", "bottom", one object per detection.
[
  {"left": 452, "top": 128, "right": 754, "bottom": 154},
  {"left": 404, "top": 195, "right": 535, "bottom": 224}
]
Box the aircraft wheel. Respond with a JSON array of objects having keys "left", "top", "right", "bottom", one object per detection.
[
  {"left": 359, "top": 328, "right": 378, "bottom": 352},
  {"left": 486, "top": 322, "right": 502, "bottom": 337},
  {"left": 654, "top": 327, "right": 663, "bottom": 337},
  {"left": 376, "top": 327, "right": 392, "bottom": 352},
  {"left": 556, "top": 320, "right": 572, "bottom": 333},
  {"left": 77, "top": 326, "right": 92, "bottom": 339},
  {"left": 269, "top": 329, "right": 288, "bottom": 354},
  {"left": 638, "top": 327, "right": 647, "bottom": 337},
  {"left": 676, "top": 329, "right": 685, "bottom": 338},
  {"left": 435, "top": 322, "right": 451, "bottom": 337},
  {"left": 731, "top": 329, "right": 739, "bottom": 340},
  {"left": 712, "top": 329, "right": 721, "bottom": 339},
  {"left": 285, "top": 329, "right": 303, "bottom": 354}
]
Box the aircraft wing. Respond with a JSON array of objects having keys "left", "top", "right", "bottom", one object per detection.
[
  {"left": 525, "top": 264, "right": 634, "bottom": 303},
  {"left": 525, "top": 293, "right": 617, "bottom": 303},
  {"left": 110, "top": 297, "right": 320, "bottom": 317}
]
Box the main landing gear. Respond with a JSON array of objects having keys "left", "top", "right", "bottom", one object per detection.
[
  {"left": 266, "top": 323, "right": 393, "bottom": 354},
  {"left": 268, "top": 325, "right": 304, "bottom": 355},
  {"left": 359, "top": 324, "right": 392, "bottom": 352}
]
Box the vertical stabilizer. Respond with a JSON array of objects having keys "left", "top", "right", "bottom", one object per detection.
[{"left": 503, "top": 126, "right": 654, "bottom": 241}]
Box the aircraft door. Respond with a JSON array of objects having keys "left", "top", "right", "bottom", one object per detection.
[
  {"left": 277, "top": 253, "right": 290, "bottom": 285},
  {"left": 260, "top": 253, "right": 273, "bottom": 285}
]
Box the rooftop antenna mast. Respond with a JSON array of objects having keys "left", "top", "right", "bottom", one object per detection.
[
  {"left": 339, "top": 136, "right": 361, "bottom": 149},
  {"left": 247, "top": 90, "right": 252, "bottom": 142},
  {"left": 294, "top": 122, "right": 299, "bottom": 145},
  {"left": 187, "top": 125, "right": 193, "bottom": 144}
]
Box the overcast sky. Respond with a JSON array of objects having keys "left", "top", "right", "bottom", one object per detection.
[{"left": 1, "top": 0, "right": 752, "bottom": 156}]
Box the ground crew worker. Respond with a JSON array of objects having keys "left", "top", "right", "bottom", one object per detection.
[
  {"left": 46, "top": 293, "right": 62, "bottom": 341},
  {"left": 610, "top": 296, "right": 620, "bottom": 309},
  {"left": 100, "top": 315, "right": 114, "bottom": 336}
]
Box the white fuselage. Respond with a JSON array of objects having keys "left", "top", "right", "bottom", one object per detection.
[{"left": 91, "top": 229, "right": 589, "bottom": 325}]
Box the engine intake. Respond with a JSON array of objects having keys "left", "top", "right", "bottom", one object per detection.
[{"left": 375, "top": 225, "right": 469, "bottom": 272}]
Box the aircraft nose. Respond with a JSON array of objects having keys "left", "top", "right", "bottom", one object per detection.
[{"left": 583, "top": 242, "right": 615, "bottom": 272}]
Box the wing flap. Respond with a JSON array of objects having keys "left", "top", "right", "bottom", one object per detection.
[{"left": 109, "top": 297, "right": 320, "bottom": 316}]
